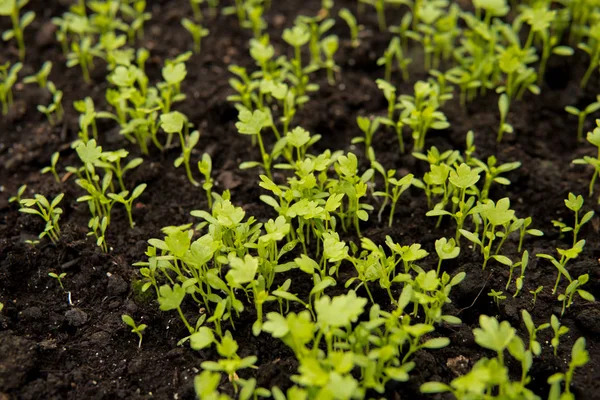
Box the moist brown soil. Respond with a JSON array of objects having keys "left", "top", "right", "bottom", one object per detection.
[{"left": 1, "top": 1, "right": 600, "bottom": 399}]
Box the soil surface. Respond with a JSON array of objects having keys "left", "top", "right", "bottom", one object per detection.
[{"left": 1, "top": 1, "right": 600, "bottom": 400}]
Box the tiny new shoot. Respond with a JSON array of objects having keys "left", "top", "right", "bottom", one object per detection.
[
  {"left": 19, "top": 193, "right": 64, "bottom": 244},
  {"left": 0, "top": 61, "right": 22, "bottom": 115},
  {"left": 160, "top": 111, "right": 200, "bottom": 187},
  {"left": 48, "top": 272, "right": 66, "bottom": 290},
  {"left": 0, "top": 0, "right": 35, "bottom": 60},
  {"left": 573, "top": 121, "right": 600, "bottom": 203},
  {"left": 181, "top": 18, "right": 209, "bottom": 54},
  {"left": 565, "top": 98, "right": 600, "bottom": 142},
  {"left": 41, "top": 152, "right": 61, "bottom": 183},
  {"left": 122, "top": 314, "right": 147, "bottom": 348}
]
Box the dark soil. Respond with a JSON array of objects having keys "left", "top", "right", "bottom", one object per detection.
[{"left": 1, "top": 1, "right": 599, "bottom": 399}]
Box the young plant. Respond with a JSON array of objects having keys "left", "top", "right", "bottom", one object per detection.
[
  {"left": 107, "top": 184, "right": 147, "bottom": 228},
  {"left": 557, "top": 274, "right": 595, "bottom": 316},
  {"left": 573, "top": 122, "right": 600, "bottom": 203},
  {"left": 359, "top": 0, "right": 387, "bottom": 31},
  {"left": 550, "top": 314, "right": 569, "bottom": 357},
  {"left": 41, "top": 152, "right": 61, "bottom": 183},
  {"left": 536, "top": 240, "right": 585, "bottom": 295},
  {"left": 563, "top": 192, "right": 595, "bottom": 246},
  {"left": 0, "top": 61, "right": 22, "bottom": 115},
  {"left": 548, "top": 338, "right": 589, "bottom": 400},
  {"left": 236, "top": 108, "right": 272, "bottom": 179},
  {"left": 521, "top": 310, "right": 549, "bottom": 357},
  {"left": 565, "top": 98, "right": 600, "bottom": 142},
  {"left": 496, "top": 45, "right": 539, "bottom": 142},
  {"left": 321, "top": 35, "right": 339, "bottom": 85},
  {"left": 579, "top": 22, "right": 600, "bottom": 88},
  {"left": 0, "top": 0, "right": 35, "bottom": 60},
  {"left": 434, "top": 237, "right": 460, "bottom": 274},
  {"left": 353, "top": 116, "right": 380, "bottom": 156},
  {"left": 487, "top": 289, "right": 506, "bottom": 310},
  {"left": 8, "top": 184, "right": 26, "bottom": 204},
  {"left": 67, "top": 36, "right": 104, "bottom": 83},
  {"left": 198, "top": 153, "right": 214, "bottom": 208},
  {"left": 37, "top": 82, "right": 64, "bottom": 126},
  {"left": 122, "top": 314, "right": 147, "bottom": 348},
  {"left": 338, "top": 8, "right": 361, "bottom": 48},
  {"left": 181, "top": 18, "right": 209, "bottom": 54},
  {"left": 160, "top": 111, "right": 200, "bottom": 187},
  {"left": 373, "top": 172, "right": 414, "bottom": 227},
  {"left": 530, "top": 285, "right": 543, "bottom": 308},
  {"left": 48, "top": 271, "right": 67, "bottom": 290},
  {"left": 23, "top": 61, "right": 52, "bottom": 89},
  {"left": 19, "top": 193, "right": 64, "bottom": 244}
]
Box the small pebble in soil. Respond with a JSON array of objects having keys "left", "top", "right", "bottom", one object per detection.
[{"left": 64, "top": 308, "right": 88, "bottom": 327}]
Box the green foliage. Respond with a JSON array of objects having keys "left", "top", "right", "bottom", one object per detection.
[
  {"left": 48, "top": 271, "right": 67, "bottom": 290},
  {"left": 19, "top": 192, "right": 64, "bottom": 244},
  {"left": 548, "top": 337, "right": 589, "bottom": 400},
  {"left": 122, "top": 314, "right": 147, "bottom": 348},
  {"left": 0, "top": 61, "right": 21, "bottom": 115},
  {"left": 573, "top": 120, "right": 600, "bottom": 203},
  {"left": 41, "top": 152, "right": 61, "bottom": 183},
  {"left": 0, "top": 0, "right": 35, "bottom": 60},
  {"left": 23, "top": 61, "right": 52, "bottom": 89},
  {"left": 181, "top": 18, "right": 209, "bottom": 54}
]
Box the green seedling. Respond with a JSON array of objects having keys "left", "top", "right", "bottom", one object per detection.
[
  {"left": 338, "top": 8, "right": 361, "bottom": 47},
  {"left": 243, "top": 2, "right": 266, "bottom": 39},
  {"left": 23, "top": 61, "right": 52, "bottom": 89},
  {"left": 120, "top": 0, "right": 151, "bottom": 43},
  {"left": 8, "top": 184, "right": 26, "bottom": 204},
  {"left": 19, "top": 193, "right": 64, "bottom": 244},
  {"left": 37, "top": 82, "right": 64, "bottom": 126},
  {"left": 353, "top": 116, "right": 380, "bottom": 156},
  {"left": 422, "top": 314, "right": 538, "bottom": 398},
  {"left": 579, "top": 22, "right": 600, "bottom": 88},
  {"left": 41, "top": 152, "right": 61, "bottom": 183},
  {"left": 181, "top": 18, "right": 209, "bottom": 54},
  {"left": 573, "top": 121, "right": 600, "bottom": 203},
  {"left": 122, "top": 314, "right": 147, "bottom": 348},
  {"left": 373, "top": 172, "right": 414, "bottom": 228},
  {"left": 67, "top": 36, "right": 104, "bottom": 83},
  {"left": 563, "top": 192, "right": 594, "bottom": 246},
  {"left": 557, "top": 274, "right": 594, "bottom": 316},
  {"left": 550, "top": 314, "right": 569, "bottom": 357},
  {"left": 427, "top": 163, "right": 480, "bottom": 243},
  {"left": 198, "top": 153, "right": 214, "bottom": 208},
  {"left": 434, "top": 237, "right": 460, "bottom": 274},
  {"left": 530, "top": 285, "right": 543, "bottom": 308},
  {"left": 48, "top": 272, "right": 66, "bottom": 290},
  {"left": 282, "top": 22, "right": 311, "bottom": 95},
  {"left": 321, "top": 35, "right": 339, "bottom": 85},
  {"left": 296, "top": 15, "right": 334, "bottom": 69},
  {"left": 88, "top": 216, "right": 109, "bottom": 252},
  {"left": 0, "top": 0, "right": 35, "bottom": 60},
  {"left": 107, "top": 184, "right": 147, "bottom": 228},
  {"left": 160, "top": 111, "right": 200, "bottom": 187},
  {"left": 359, "top": 0, "right": 387, "bottom": 31},
  {"left": 399, "top": 80, "right": 449, "bottom": 151},
  {"left": 565, "top": 98, "right": 600, "bottom": 142},
  {"left": 496, "top": 45, "right": 539, "bottom": 142},
  {"left": 537, "top": 240, "right": 584, "bottom": 295},
  {"left": 521, "top": 310, "right": 549, "bottom": 356},
  {"left": 201, "top": 332, "right": 258, "bottom": 393},
  {"left": 236, "top": 107, "right": 272, "bottom": 179},
  {"left": 488, "top": 289, "right": 506, "bottom": 310},
  {"left": 548, "top": 338, "right": 589, "bottom": 400},
  {"left": 189, "top": 0, "right": 203, "bottom": 20},
  {"left": 517, "top": 3, "right": 574, "bottom": 85},
  {"left": 0, "top": 61, "right": 22, "bottom": 115}
]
